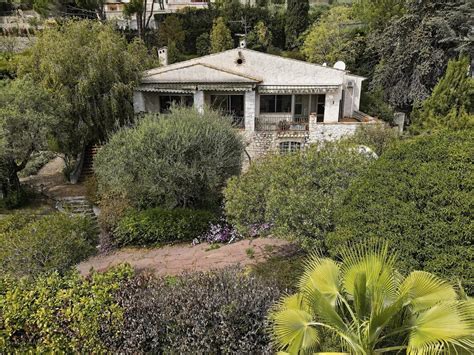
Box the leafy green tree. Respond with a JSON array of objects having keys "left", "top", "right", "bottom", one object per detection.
[
  {"left": 225, "top": 141, "right": 373, "bottom": 249},
  {"left": 285, "top": 0, "right": 309, "bottom": 49},
  {"left": 270, "top": 241, "right": 474, "bottom": 354},
  {"left": 196, "top": 32, "right": 210, "bottom": 56},
  {"left": 302, "top": 6, "right": 363, "bottom": 66},
  {"left": 369, "top": 0, "right": 472, "bottom": 111},
  {"left": 0, "top": 77, "right": 57, "bottom": 204},
  {"left": 352, "top": 0, "right": 406, "bottom": 29},
  {"left": 210, "top": 17, "right": 233, "bottom": 53},
  {"left": 18, "top": 20, "right": 155, "bottom": 172},
  {"left": 247, "top": 21, "right": 273, "bottom": 52},
  {"left": 328, "top": 130, "right": 474, "bottom": 293},
  {"left": 157, "top": 15, "right": 185, "bottom": 50},
  {"left": 411, "top": 56, "right": 474, "bottom": 134},
  {"left": 94, "top": 107, "right": 243, "bottom": 210}
]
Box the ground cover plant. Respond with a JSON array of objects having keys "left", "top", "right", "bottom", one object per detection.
[
  {"left": 225, "top": 141, "right": 374, "bottom": 249},
  {"left": 0, "top": 212, "right": 98, "bottom": 277},
  {"left": 270, "top": 241, "right": 474, "bottom": 354},
  {"left": 102, "top": 267, "right": 283, "bottom": 353},
  {"left": 328, "top": 129, "right": 474, "bottom": 293}
]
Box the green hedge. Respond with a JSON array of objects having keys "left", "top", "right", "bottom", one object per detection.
[
  {"left": 328, "top": 130, "right": 474, "bottom": 293},
  {"left": 0, "top": 212, "right": 98, "bottom": 278},
  {"left": 224, "top": 141, "right": 374, "bottom": 248},
  {"left": 114, "top": 208, "right": 216, "bottom": 247},
  {"left": 0, "top": 266, "right": 133, "bottom": 352}
]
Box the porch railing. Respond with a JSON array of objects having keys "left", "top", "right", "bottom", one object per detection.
[{"left": 256, "top": 115, "right": 309, "bottom": 131}]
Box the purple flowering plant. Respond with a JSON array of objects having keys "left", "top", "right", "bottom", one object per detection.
[{"left": 200, "top": 218, "right": 242, "bottom": 244}]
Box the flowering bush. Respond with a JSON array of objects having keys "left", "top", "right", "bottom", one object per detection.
[{"left": 201, "top": 219, "right": 241, "bottom": 244}]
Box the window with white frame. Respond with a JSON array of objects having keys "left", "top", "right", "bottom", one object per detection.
[{"left": 279, "top": 141, "right": 302, "bottom": 154}]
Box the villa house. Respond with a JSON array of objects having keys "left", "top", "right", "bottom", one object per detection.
[{"left": 133, "top": 45, "right": 377, "bottom": 161}]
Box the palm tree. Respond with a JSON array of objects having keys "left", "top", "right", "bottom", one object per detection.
[{"left": 270, "top": 242, "right": 474, "bottom": 354}]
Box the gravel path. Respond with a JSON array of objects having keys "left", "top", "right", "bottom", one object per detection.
[{"left": 78, "top": 237, "right": 291, "bottom": 276}]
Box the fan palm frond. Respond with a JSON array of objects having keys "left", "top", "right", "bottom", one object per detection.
[
  {"left": 407, "top": 301, "right": 474, "bottom": 354},
  {"left": 400, "top": 271, "right": 457, "bottom": 311}
]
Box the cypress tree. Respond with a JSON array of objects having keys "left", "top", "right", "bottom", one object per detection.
[
  {"left": 411, "top": 56, "right": 474, "bottom": 134},
  {"left": 285, "top": 0, "right": 309, "bottom": 49}
]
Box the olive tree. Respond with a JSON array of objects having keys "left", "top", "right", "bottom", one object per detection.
[
  {"left": 94, "top": 107, "right": 244, "bottom": 210},
  {"left": 18, "top": 20, "right": 156, "bottom": 171}
]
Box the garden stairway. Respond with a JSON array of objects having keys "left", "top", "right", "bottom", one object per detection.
[
  {"left": 78, "top": 145, "right": 100, "bottom": 183},
  {"left": 55, "top": 196, "right": 99, "bottom": 233}
]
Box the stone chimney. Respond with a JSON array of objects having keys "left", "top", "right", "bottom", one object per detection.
[{"left": 157, "top": 47, "right": 168, "bottom": 66}]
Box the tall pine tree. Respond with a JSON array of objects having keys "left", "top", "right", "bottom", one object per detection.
[
  {"left": 411, "top": 56, "right": 474, "bottom": 133},
  {"left": 285, "top": 0, "right": 309, "bottom": 49}
]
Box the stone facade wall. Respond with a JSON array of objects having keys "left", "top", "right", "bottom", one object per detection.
[{"left": 308, "top": 123, "right": 361, "bottom": 142}]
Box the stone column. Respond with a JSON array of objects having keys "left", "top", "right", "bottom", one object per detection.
[
  {"left": 244, "top": 90, "right": 256, "bottom": 132},
  {"left": 194, "top": 90, "right": 205, "bottom": 114},
  {"left": 133, "top": 91, "right": 146, "bottom": 113}
]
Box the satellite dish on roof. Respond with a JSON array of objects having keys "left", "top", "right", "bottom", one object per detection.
[{"left": 333, "top": 61, "right": 346, "bottom": 70}]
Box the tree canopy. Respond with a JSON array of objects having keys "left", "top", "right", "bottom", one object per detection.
[
  {"left": 411, "top": 56, "right": 474, "bottom": 133},
  {"left": 285, "top": 0, "right": 309, "bottom": 49},
  {"left": 303, "top": 6, "right": 363, "bottom": 66},
  {"left": 210, "top": 17, "right": 233, "bottom": 53},
  {"left": 18, "top": 20, "right": 155, "bottom": 164},
  {"left": 368, "top": 0, "right": 472, "bottom": 111},
  {"left": 0, "top": 77, "right": 57, "bottom": 203}
]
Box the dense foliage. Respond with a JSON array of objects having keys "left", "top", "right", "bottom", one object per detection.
[
  {"left": 328, "top": 130, "right": 474, "bottom": 293},
  {"left": 17, "top": 20, "right": 155, "bottom": 165},
  {"left": 271, "top": 241, "right": 474, "bottom": 354},
  {"left": 94, "top": 107, "right": 243, "bottom": 210},
  {"left": 285, "top": 0, "right": 309, "bottom": 49},
  {"left": 225, "top": 141, "right": 373, "bottom": 248},
  {"left": 210, "top": 17, "right": 233, "bottom": 53},
  {"left": 0, "top": 266, "right": 133, "bottom": 352},
  {"left": 303, "top": 6, "right": 363, "bottom": 67},
  {"left": 114, "top": 207, "right": 215, "bottom": 247},
  {"left": 0, "top": 212, "right": 98, "bottom": 277},
  {"left": 411, "top": 56, "right": 474, "bottom": 133},
  {"left": 368, "top": 0, "right": 471, "bottom": 111},
  {"left": 0, "top": 77, "right": 57, "bottom": 204},
  {"left": 347, "top": 123, "right": 399, "bottom": 156},
  {"left": 102, "top": 268, "right": 283, "bottom": 353}
]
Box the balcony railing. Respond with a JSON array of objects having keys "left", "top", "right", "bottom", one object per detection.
[{"left": 256, "top": 115, "right": 309, "bottom": 131}]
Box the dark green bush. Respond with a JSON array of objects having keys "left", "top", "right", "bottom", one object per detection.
[
  {"left": 114, "top": 207, "right": 216, "bottom": 246},
  {"left": 225, "top": 141, "right": 374, "bottom": 248},
  {"left": 0, "top": 265, "right": 133, "bottom": 352},
  {"left": 0, "top": 212, "right": 98, "bottom": 277},
  {"left": 102, "top": 267, "right": 283, "bottom": 353},
  {"left": 328, "top": 130, "right": 474, "bottom": 293},
  {"left": 94, "top": 107, "right": 243, "bottom": 210}
]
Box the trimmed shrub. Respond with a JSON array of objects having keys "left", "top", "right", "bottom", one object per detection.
[
  {"left": 114, "top": 207, "right": 216, "bottom": 246},
  {"left": 225, "top": 141, "right": 374, "bottom": 248},
  {"left": 94, "top": 107, "right": 244, "bottom": 210},
  {"left": 328, "top": 130, "right": 474, "bottom": 293},
  {"left": 0, "top": 212, "right": 98, "bottom": 277},
  {"left": 0, "top": 266, "right": 133, "bottom": 352},
  {"left": 347, "top": 123, "right": 400, "bottom": 156},
  {"left": 102, "top": 267, "right": 283, "bottom": 353}
]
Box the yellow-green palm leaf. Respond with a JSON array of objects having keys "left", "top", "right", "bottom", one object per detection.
[
  {"left": 408, "top": 301, "right": 474, "bottom": 354},
  {"left": 400, "top": 271, "right": 457, "bottom": 311}
]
